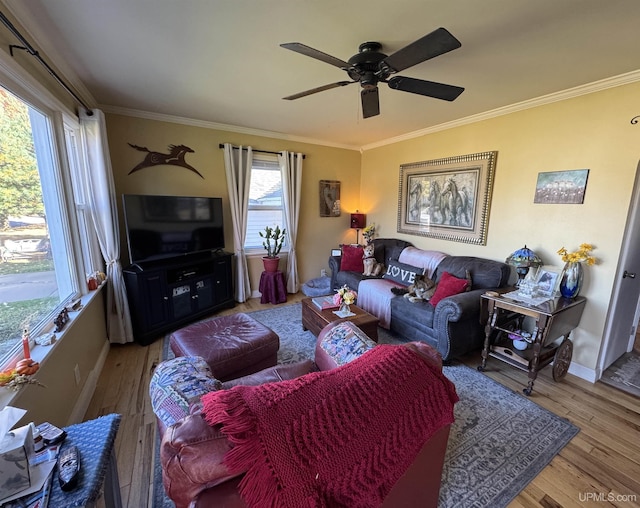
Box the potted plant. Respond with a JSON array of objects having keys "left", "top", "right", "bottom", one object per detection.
[{"left": 259, "top": 225, "right": 286, "bottom": 272}]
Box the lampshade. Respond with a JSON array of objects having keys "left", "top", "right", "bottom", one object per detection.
[
  {"left": 350, "top": 213, "right": 366, "bottom": 229},
  {"left": 505, "top": 245, "right": 543, "bottom": 281}
]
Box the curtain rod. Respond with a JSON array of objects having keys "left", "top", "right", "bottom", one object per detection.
[
  {"left": 0, "top": 10, "right": 93, "bottom": 115},
  {"left": 219, "top": 143, "right": 305, "bottom": 159}
]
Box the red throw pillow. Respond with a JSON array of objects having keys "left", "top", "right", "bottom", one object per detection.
[
  {"left": 340, "top": 245, "right": 364, "bottom": 273},
  {"left": 430, "top": 271, "right": 470, "bottom": 306}
]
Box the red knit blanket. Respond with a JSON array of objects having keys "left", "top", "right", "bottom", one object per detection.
[{"left": 201, "top": 345, "right": 458, "bottom": 508}]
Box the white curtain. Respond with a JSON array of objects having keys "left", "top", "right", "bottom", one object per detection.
[
  {"left": 279, "top": 151, "right": 303, "bottom": 293},
  {"left": 223, "top": 143, "right": 252, "bottom": 302},
  {"left": 79, "top": 109, "right": 134, "bottom": 343}
]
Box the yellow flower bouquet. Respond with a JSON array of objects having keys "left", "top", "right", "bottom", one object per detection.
[
  {"left": 557, "top": 243, "right": 597, "bottom": 265},
  {"left": 334, "top": 284, "right": 357, "bottom": 307}
]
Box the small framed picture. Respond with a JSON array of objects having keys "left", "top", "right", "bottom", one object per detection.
[
  {"left": 535, "top": 265, "right": 563, "bottom": 297},
  {"left": 331, "top": 249, "right": 342, "bottom": 256}
]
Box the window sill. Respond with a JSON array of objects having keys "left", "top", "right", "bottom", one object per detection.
[{"left": 0, "top": 284, "right": 105, "bottom": 409}]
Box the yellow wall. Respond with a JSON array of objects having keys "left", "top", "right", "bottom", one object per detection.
[
  {"left": 104, "top": 82, "right": 640, "bottom": 375},
  {"left": 361, "top": 81, "right": 640, "bottom": 371},
  {"left": 11, "top": 292, "right": 107, "bottom": 427},
  {"left": 104, "top": 113, "right": 362, "bottom": 289}
]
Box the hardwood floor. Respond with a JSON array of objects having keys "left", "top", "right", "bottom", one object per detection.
[{"left": 84, "top": 294, "right": 640, "bottom": 508}]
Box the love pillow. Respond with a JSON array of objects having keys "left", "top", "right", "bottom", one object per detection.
[
  {"left": 429, "top": 271, "right": 471, "bottom": 306},
  {"left": 382, "top": 260, "right": 423, "bottom": 286}
]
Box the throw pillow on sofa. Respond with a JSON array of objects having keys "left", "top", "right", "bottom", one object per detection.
[
  {"left": 340, "top": 244, "right": 364, "bottom": 272},
  {"left": 383, "top": 259, "right": 424, "bottom": 286},
  {"left": 429, "top": 271, "right": 471, "bottom": 306}
]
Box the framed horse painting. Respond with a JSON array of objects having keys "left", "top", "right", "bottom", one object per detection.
[{"left": 397, "top": 151, "right": 498, "bottom": 245}]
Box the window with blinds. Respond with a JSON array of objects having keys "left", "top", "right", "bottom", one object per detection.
[{"left": 244, "top": 155, "right": 286, "bottom": 250}]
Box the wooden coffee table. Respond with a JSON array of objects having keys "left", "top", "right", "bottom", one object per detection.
[{"left": 301, "top": 297, "right": 379, "bottom": 341}]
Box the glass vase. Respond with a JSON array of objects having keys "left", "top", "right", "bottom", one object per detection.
[
  {"left": 559, "top": 262, "right": 584, "bottom": 298},
  {"left": 339, "top": 301, "right": 351, "bottom": 315}
]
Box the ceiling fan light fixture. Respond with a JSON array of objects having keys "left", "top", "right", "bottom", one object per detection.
[{"left": 280, "top": 27, "right": 464, "bottom": 117}]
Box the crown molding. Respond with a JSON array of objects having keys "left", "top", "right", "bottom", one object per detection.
[
  {"left": 100, "top": 105, "right": 361, "bottom": 152},
  {"left": 2, "top": 1, "right": 97, "bottom": 110},
  {"left": 361, "top": 69, "right": 640, "bottom": 151}
]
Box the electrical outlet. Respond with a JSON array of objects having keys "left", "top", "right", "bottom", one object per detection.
[
  {"left": 321, "top": 269, "right": 327, "bottom": 277},
  {"left": 73, "top": 364, "right": 81, "bottom": 386}
]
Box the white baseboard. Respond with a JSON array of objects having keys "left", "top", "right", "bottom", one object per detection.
[
  {"left": 568, "top": 361, "right": 598, "bottom": 383},
  {"left": 67, "top": 339, "right": 110, "bottom": 425}
]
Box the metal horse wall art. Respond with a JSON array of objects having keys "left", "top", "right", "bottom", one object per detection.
[{"left": 128, "top": 143, "right": 203, "bottom": 178}]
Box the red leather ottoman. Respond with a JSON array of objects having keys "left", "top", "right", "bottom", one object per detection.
[{"left": 169, "top": 313, "right": 279, "bottom": 381}]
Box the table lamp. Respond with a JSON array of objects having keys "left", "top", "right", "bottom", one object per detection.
[
  {"left": 350, "top": 211, "right": 366, "bottom": 245},
  {"left": 505, "top": 245, "right": 543, "bottom": 286}
]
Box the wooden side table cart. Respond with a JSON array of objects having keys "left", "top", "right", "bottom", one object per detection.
[{"left": 478, "top": 292, "right": 586, "bottom": 395}]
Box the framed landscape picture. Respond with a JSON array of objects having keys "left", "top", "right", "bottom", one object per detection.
[
  {"left": 534, "top": 169, "right": 589, "bottom": 204},
  {"left": 397, "top": 151, "right": 498, "bottom": 245}
]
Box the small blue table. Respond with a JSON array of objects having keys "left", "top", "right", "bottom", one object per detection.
[{"left": 48, "top": 413, "right": 122, "bottom": 508}]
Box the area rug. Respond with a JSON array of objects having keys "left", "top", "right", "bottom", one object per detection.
[
  {"left": 153, "top": 303, "right": 578, "bottom": 507},
  {"left": 600, "top": 351, "right": 640, "bottom": 397}
]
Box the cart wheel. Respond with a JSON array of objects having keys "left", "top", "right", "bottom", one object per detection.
[{"left": 552, "top": 339, "right": 573, "bottom": 381}]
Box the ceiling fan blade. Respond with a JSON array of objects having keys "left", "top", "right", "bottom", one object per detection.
[
  {"left": 361, "top": 87, "right": 380, "bottom": 118},
  {"left": 280, "top": 42, "right": 350, "bottom": 69},
  {"left": 283, "top": 81, "right": 354, "bottom": 100},
  {"left": 382, "top": 28, "right": 462, "bottom": 73},
  {"left": 388, "top": 76, "right": 464, "bottom": 101}
]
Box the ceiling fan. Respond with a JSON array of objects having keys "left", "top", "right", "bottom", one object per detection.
[{"left": 280, "top": 27, "right": 464, "bottom": 118}]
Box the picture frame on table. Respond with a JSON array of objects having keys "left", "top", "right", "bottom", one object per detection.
[
  {"left": 535, "top": 265, "right": 563, "bottom": 297},
  {"left": 397, "top": 151, "right": 497, "bottom": 245}
]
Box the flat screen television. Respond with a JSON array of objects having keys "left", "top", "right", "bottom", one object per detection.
[{"left": 122, "top": 194, "right": 224, "bottom": 264}]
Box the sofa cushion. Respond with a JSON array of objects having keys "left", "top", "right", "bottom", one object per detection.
[
  {"left": 340, "top": 244, "right": 364, "bottom": 272},
  {"left": 435, "top": 256, "right": 510, "bottom": 289},
  {"left": 383, "top": 259, "right": 423, "bottom": 286},
  {"left": 150, "top": 356, "right": 222, "bottom": 432},
  {"left": 315, "top": 321, "right": 377, "bottom": 370},
  {"left": 430, "top": 271, "right": 471, "bottom": 306}
]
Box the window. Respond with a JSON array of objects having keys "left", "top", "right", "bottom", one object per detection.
[
  {"left": 0, "top": 83, "right": 94, "bottom": 364},
  {"left": 244, "top": 155, "right": 286, "bottom": 250}
]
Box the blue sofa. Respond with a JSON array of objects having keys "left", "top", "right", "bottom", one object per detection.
[{"left": 328, "top": 238, "right": 511, "bottom": 360}]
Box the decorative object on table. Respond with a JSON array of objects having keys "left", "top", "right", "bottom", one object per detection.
[
  {"left": 259, "top": 225, "right": 286, "bottom": 272},
  {"left": 319, "top": 180, "right": 341, "bottom": 217},
  {"left": 534, "top": 266, "right": 563, "bottom": 297},
  {"left": 87, "top": 270, "right": 106, "bottom": 291},
  {"left": 397, "top": 151, "right": 497, "bottom": 245},
  {"left": 21, "top": 328, "right": 30, "bottom": 360},
  {"left": 507, "top": 330, "right": 532, "bottom": 350},
  {"left": 557, "top": 243, "right": 597, "bottom": 298},
  {"left": 361, "top": 223, "right": 376, "bottom": 245},
  {"left": 54, "top": 308, "right": 69, "bottom": 332},
  {"left": 34, "top": 332, "right": 56, "bottom": 346},
  {"left": 128, "top": 143, "right": 203, "bottom": 178},
  {"left": 517, "top": 267, "right": 539, "bottom": 298},
  {"left": 505, "top": 245, "right": 543, "bottom": 286},
  {"left": 311, "top": 295, "right": 339, "bottom": 310},
  {"left": 350, "top": 211, "right": 366, "bottom": 244},
  {"left": 333, "top": 284, "right": 357, "bottom": 317},
  {"left": 0, "top": 359, "right": 44, "bottom": 390},
  {"left": 362, "top": 243, "right": 385, "bottom": 276},
  {"left": 534, "top": 169, "right": 589, "bottom": 204}
]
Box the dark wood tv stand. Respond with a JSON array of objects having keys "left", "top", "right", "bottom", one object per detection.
[{"left": 124, "top": 250, "right": 234, "bottom": 345}]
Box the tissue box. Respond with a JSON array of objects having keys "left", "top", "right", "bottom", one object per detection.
[{"left": 0, "top": 424, "right": 33, "bottom": 500}]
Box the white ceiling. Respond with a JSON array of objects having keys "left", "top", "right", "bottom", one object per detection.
[{"left": 5, "top": 0, "right": 640, "bottom": 150}]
